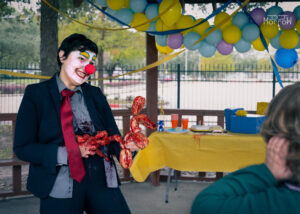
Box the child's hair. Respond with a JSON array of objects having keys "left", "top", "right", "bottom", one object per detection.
[
  {"left": 57, "top": 33, "right": 98, "bottom": 68},
  {"left": 261, "top": 82, "right": 300, "bottom": 184}
]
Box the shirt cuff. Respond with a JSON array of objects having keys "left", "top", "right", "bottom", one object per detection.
[{"left": 57, "top": 146, "right": 68, "bottom": 165}]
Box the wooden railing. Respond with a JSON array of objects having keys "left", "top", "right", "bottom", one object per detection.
[{"left": 0, "top": 109, "right": 240, "bottom": 197}]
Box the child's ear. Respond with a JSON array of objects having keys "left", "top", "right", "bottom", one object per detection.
[{"left": 59, "top": 50, "right": 66, "bottom": 63}]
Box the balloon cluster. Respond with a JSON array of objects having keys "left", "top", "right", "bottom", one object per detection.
[{"left": 96, "top": 0, "right": 300, "bottom": 68}]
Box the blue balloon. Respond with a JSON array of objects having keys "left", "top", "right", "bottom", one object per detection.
[
  {"left": 294, "top": 5, "right": 300, "bottom": 20},
  {"left": 295, "top": 34, "right": 300, "bottom": 49},
  {"left": 183, "top": 32, "right": 201, "bottom": 50},
  {"left": 115, "top": 8, "right": 133, "bottom": 25},
  {"left": 232, "top": 12, "right": 249, "bottom": 28},
  {"left": 270, "top": 31, "right": 282, "bottom": 49},
  {"left": 205, "top": 26, "right": 222, "bottom": 45},
  {"left": 129, "top": 0, "right": 147, "bottom": 13},
  {"left": 242, "top": 23, "right": 259, "bottom": 42},
  {"left": 145, "top": 4, "right": 159, "bottom": 20},
  {"left": 147, "top": 20, "right": 157, "bottom": 35},
  {"left": 95, "top": 0, "right": 107, "bottom": 7},
  {"left": 155, "top": 34, "right": 168, "bottom": 46},
  {"left": 266, "top": 6, "right": 283, "bottom": 18},
  {"left": 198, "top": 41, "right": 216, "bottom": 57},
  {"left": 275, "top": 48, "right": 298, "bottom": 69},
  {"left": 105, "top": 8, "right": 117, "bottom": 21},
  {"left": 234, "top": 38, "right": 251, "bottom": 53}
]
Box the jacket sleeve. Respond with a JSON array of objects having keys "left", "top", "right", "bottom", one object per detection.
[
  {"left": 13, "top": 85, "right": 58, "bottom": 174},
  {"left": 191, "top": 164, "right": 300, "bottom": 214}
]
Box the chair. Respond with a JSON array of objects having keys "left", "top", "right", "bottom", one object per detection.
[{"left": 165, "top": 168, "right": 178, "bottom": 203}]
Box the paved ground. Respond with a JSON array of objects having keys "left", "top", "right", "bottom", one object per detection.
[{"left": 0, "top": 180, "right": 211, "bottom": 214}]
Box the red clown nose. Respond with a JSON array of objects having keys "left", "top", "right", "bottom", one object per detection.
[{"left": 85, "top": 64, "right": 96, "bottom": 74}]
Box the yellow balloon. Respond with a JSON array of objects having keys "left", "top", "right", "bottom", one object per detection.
[
  {"left": 107, "top": 0, "right": 124, "bottom": 10},
  {"left": 131, "top": 13, "right": 150, "bottom": 32},
  {"left": 223, "top": 25, "right": 241, "bottom": 44},
  {"left": 279, "top": 30, "right": 299, "bottom": 49},
  {"left": 156, "top": 43, "right": 174, "bottom": 54},
  {"left": 124, "top": 0, "right": 129, "bottom": 8},
  {"left": 193, "top": 18, "right": 210, "bottom": 36},
  {"left": 175, "top": 15, "right": 194, "bottom": 35},
  {"left": 252, "top": 36, "right": 269, "bottom": 51},
  {"left": 295, "top": 20, "right": 300, "bottom": 34},
  {"left": 159, "top": 0, "right": 182, "bottom": 27},
  {"left": 260, "top": 21, "right": 279, "bottom": 39},
  {"left": 214, "top": 12, "right": 231, "bottom": 30},
  {"left": 156, "top": 18, "right": 175, "bottom": 31}
]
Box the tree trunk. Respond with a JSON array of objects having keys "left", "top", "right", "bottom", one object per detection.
[
  {"left": 97, "top": 47, "right": 104, "bottom": 91},
  {"left": 40, "top": 0, "right": 58, "bottom": 78}
]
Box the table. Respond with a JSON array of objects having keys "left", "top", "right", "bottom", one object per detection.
[{"left": 129, "top": 131, "right": 266, "bottom": 185}]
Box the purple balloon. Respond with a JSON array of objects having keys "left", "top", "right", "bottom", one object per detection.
[
  {"left": 217, "top": 40, "right": 233, "bottom": 55},
  {"left": 250, "top": 8, "right": 266, "bottom": 26},
  {"left": 167, "top": 33, "right": 183, "bottom": 49},
  {"left": 279, "top": 11, "right": 296, "bottom": 30}
]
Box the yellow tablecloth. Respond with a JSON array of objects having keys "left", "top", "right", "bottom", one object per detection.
[{"left": 130, "top": 131, "right": 266, "bottom": 182}]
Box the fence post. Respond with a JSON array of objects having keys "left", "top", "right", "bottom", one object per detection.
[{"left": 177, "top": 64, "right": 180, "bottom": 109}]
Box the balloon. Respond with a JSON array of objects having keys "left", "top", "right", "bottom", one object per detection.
[
  {"left": 270, "top": 31, "right": 282, "bottom": 49},
  {"left": 145, "top": 4, "right": 159, "bottom": 20},
  {"left": 217, "top": 40, "right": 233, "bottom": 55},
  {"left": 156, "top": 43, "right": 173, "bottom": 54},
  {"left": 131, "top": 13, "right": 150, "bottom": 31},
  {"left": 155, "top": 34, "right": 168, "bottom": 46},
  {"left": 175, "top": 15, "right": 194, "bottom": 35},
  {"left": 295, "top": 35, "right": 300, "bottom": 49},
  {"left": 107, "top": 0, "right": 124, "bottom": 10},
  {"left": 252, "top": 36, "right": 269, "bottom": 51},
  {"left": 242, "top": 23, "right": 259, "bottom": 42},
  {"left": 183, "top": 32, "right": 201, "bottom": 50},
  {"left": 223, "top": 25, "right": 241, "bottom": 44},
  {"left": 266, "top": 6, "right": 283, "bottom": 17},
  {"left": 205, "top": 26, "right": 222, "bottom": 45},
  {"left": 129, "top": 0, "right": 147, "bottom": 13},
  {"left": 115, "top": 8, "right": 133, "bottom": 25},
  {"left": 260, "top": 20, "right": 279, "bottom": 39},
  {"left": 167, "top": 33, "right": 183, "bottom": 49},
  {"left": 234, "top": 38, "right": 251, "bottom": 53},
  {"left": 214, "top": 12, "right": 231, "bottom": 30},
  {"left": 124, "top": 0, "right": 130, "bottom": 8},
  {"left": 198, "top": 41, "right": 216, "bottom": 57},
  {"left": 296, "top": 20, "right": 300, "bottom": 34},
  {"left": 275, "top": 48, "right": 298, "bottom": 69},
  {"left": 279, "top": 30, "right": 299, "bottom": 49},
  {"left": 105, "top": 8, "right": 117, "bottom": 21},
  {"left": 250, "top": 8, "right": 266, "bottom": 26},
  {"left": 232, "top": 12, "right": 249, "bottom": 28},
  {"left": 159, "top": 0, "right": 182, "bottom": 27},
  {"left": 193, "top": 18, "right": 210, "bottom": 36},
  {"left": 155, "top": 18, "right": 174, "bottom": 31},
  {"left": 294, "top": 5, "right": 300, "bottom": 20},
  {"left": 147, "top": 20, "right": 157, "bottom": 35},
  {"left": 279, "top": 11, "right": 296, "bottom": 30},
  {"left": 95, "top": 0, "right": 107, "bottom": 7}
]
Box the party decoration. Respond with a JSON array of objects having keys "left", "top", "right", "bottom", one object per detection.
[
  {"left": 156, "top": 43, "right": 174, "bottom": 54},
  {"left": 270, "top": 31, "right": 282, "bottom": 49},
  {"left": 129, "top": 0, "right": 147, "bottom": 13},
  {"left": 159, "top": 0, "right": 182, "bottom": 27},
  {"left": 234, "top": 38, "right": 251, "bottom": 53},
  {"left": 252, "top": 36, "right": 269, "bottom": 51},
  {"left": 193, "top": 18, "right": 210, "bottom": 36},
  {"left": 279, "top": 11, "right": 296, "bottom": 30},
  {"left": 214, "top": 12, "right": 231, "bottom": 30},
  {"left": 205, "top": 26, "right": 222, "bottom": 45},
  {"left": 95, "top": 0, "right": 107, "bottom": 7},
  {"left": 266, "top": 6, "right": 283, "bottom": 17},
  {"left": 183, "top": 32, "right": 201, "bottom": 50},
  {"left": 198, "top": 41, "right": 216, "bottom": 58},
  {"left": 145, "top": 4, "right": 159, "bottom": 20},
  {"left": 131, "top": 13, "right": 150, "bottom": 31},
  {"left": 167, "top": 33, "right": 183, "bottom": 49},
  {"left": 217, "top": 39, "right": 233, "bottom": 55},
  {"left": 115, "top": 8, "right": 133, "bottom": 25},
  {"left": 155, "top": 34, "right": 168, "bottom": 46},
  {"left": 223, "top": 25, "right": 241, "bottom": 44},
  {"left": 232, "top": 12, "right": 249, "bottom": 28},
  {"left": 242, "top": 23, "right": 259, "bottom": 42},
  {"left": 156, "top": 18, "right": 174, "bottom": 31},
  {"left": 107, "top": 0, "right": 124, "bottom": 10},
  {"left": 294, "top": 5, "right": 300, "bottom": 20},
  {"left": 295, "top": 20, "right": 300, "bottom": 34},
  {"left": 275, "top": 48, "right": 298, "bottom": 69},
  {"left": 279, "top": 30, "right": 299, "bottom": 49},
  {"left": 250, "top": 8, "right": 266, "bottom": 26},
  {"left": 147, "top": 20, "right": 157, "bottom": 35},
  {"left": 260, "top": 20, "right": 279, "bottom": 39},
  {"left": 175, "top": 15, "right": 194, "bottom": 35}
]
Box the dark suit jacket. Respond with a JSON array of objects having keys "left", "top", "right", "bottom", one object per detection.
[{"left": 13, "top": 73, "right": 121, "bottom": 199}]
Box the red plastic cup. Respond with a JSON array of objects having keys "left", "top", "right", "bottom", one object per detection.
[
  {"left": 171, "top": 114, "right": 178, "bottom": 128},
  {"left": 182, "top": 118, "right": 189, "bottom": 129}
]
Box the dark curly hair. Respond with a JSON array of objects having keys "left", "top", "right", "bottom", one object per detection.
[{"left": 261, "top": 82, "right": 300, "bottom": 184}]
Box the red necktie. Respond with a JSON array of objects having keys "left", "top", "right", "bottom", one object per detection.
[{"left": 60, "top": 89, "right": 85, "bottom": 183}]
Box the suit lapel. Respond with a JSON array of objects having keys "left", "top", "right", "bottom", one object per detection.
[{"left": 47, "top": 74, "right": 61, "bottom": 123}]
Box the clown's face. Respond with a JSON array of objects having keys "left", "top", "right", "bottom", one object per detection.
[{"left": 59, "top": 50, "right": 96, "bottom": 89}]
